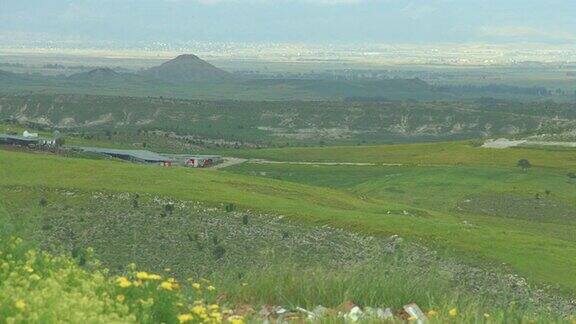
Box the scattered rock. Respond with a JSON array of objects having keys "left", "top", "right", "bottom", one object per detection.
[
  {"left": 312, "top": 305, "right": 329, "bottom": 317},
  {"left": 344, "top": 306, "right": 364, "bottom": 322},
  {"left": 364, "top": 306, "right": 394, "bottom": 320},
  {"left": 337, "top": 300, "right": 358, "bottom": 313},
  {"left": 295, "top": 307, "right": 316, "bottom": 319},
  {"left": 403, "top": 303, "right": 427, "bottom": 324}
]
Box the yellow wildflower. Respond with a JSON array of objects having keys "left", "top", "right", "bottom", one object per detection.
[
  {"left": 136, "top": 272, "right": 149, "bottom": 280},
  {"left": 227, "top": 315, "right": 245, "bottom": 324},
  {"left": 427, "top": 310, "right": 438, "bottom": 317},
  {"left": 178, "top": 314, "right": 194, "bottom": 323},
  {"left": 192, "top": 283, "right": 201, "bottom": 290},
  {"left": 160, "top": 281, "right": 174, "bottom": 291},
  {"left": 164, "top": 267, "right": 171, "bottom": 272},
  {"left": 449, "top": 308, "right": 458, "bottom": 317},
  {"left": 15, "top": 300, "right": 26, "bottom": 311},
  {"left": 133, "top": 280, "right": 143, "bottom": 287},
  {"left": 136, "top": 271, "right": 161, "bottom": 281},
  {"left": 192, "top": 305, "right": 207, "bottom": 316},
  {"left": 484, "top": 313, "right": 491, "bottom": 319},
  {"left": 116, "top": 294, "right": 126, "bottom": 303},
  {"left": 208, "top": 304, "right": 219, "bottom": 311},
  {"left": 211, "top": 312, "right": 223, "bottom": 322},
  {"left": 207, "top": 285, "right": 216, "bottom": 291},
  {"left": 117, "top": 277, "right": 132, "bottom": 288},
  {"left": 24, "top": 265, "right": 34, "bottom": 273}
]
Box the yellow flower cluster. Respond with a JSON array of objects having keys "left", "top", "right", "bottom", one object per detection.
[
  {"left": 116, "top": 269, "right": 184, "bottom": 294},
  {"left": 136, "top": 271, "right": 162, "bottom": 281},
  {"left": 160, "top": 278, "right": 180, "bottom": 291},
  {"left": 178, "top": 301, "right": 243, "bottom": 324},
  {"left": 1, "top": 237, "right": 134, "bottom": 323},
  {"left": 117, "top": 276, "right": 133, "bottom": 288}
]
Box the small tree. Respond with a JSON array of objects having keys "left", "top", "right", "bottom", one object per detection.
[{"left": 517, "top": 159, "right": 531, "bottom": 172}]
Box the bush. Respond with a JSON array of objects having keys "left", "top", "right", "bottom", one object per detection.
[
  {"left": 0, "top": 237, "right": 243, "bottom": 324},
  {"left": 224, "top": 204, "right": 235, "bottom": 213},
  {"left": 39, "top": 197, "right": 47, "bottom": 207}
]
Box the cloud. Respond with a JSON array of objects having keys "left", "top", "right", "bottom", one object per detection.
[{"left": 479, "top": 26, "right": 576, "bottom": 42}]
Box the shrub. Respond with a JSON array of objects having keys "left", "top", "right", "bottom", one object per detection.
[
  {"left": 213, "top": 245, "right": 226, "bottom": 260},
  {"left": 0, "top": 237, "right": 243, "bottom": 324},
  {"left": 224, "top": 204, "right": 235, "bottom": 213},
  {"left": 517, "top": 159, "right": 532, "bottom": 172},
  {"left": 164, "top": 203, "right": 175, "bottom": 215},
  {"left": 39, "top": 197, "right": 47, "bottom": 207}
]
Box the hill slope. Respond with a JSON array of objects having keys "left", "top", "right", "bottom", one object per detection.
[
  {"left": 69, "top": 68, "right": 149, "bottom": 83},
  {"left": 2, "top": 94, "right": 576, "bottom": 148},
  {"left": 1, "top": 149, "right": 576, "bottom": 293}
]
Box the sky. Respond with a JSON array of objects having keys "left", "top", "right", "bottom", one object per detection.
[{"left": 1, "top": 0, "right": 575, "bottom": 45}]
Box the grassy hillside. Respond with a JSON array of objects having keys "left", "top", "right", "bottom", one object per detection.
[
  {"left": 2, "top": 94, "right": 576, "bottom": 149},
  {"left": 2, "top": 149, "right": 576, "bottom": 297},
  {"left": 2, "top": 203, "right": 573, "bottom": 323}
]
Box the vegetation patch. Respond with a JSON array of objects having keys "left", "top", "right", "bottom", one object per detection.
[
  {"left": 1, "top": 189, "right": 576, "bottom": 322},
  {"left": 457, "top": 193, "right": 576, "bottom": 224}
]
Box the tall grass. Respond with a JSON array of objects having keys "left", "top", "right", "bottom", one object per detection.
[{"left": 209, "top": 255, "right": 574, "bottom": 323}]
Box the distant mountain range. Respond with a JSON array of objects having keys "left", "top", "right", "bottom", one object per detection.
[
  {"left": 67, "top": 55, "right": 231, "bottom": 83},
  {"left": 69, "top": 68, "right": 148, "bottom": 83},
  {"left": 0, "top": 54, "right": 561, "bottom": 102}
]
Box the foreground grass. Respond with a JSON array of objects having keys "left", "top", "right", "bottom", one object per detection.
[
  {"left": 1, "top": 198, "right": 574, "bottom": 323},
  {"left": 2, "top": 149, "right": 576, "bottom": 295},
  {"left": 3, "top": 237, "right": 573, "bottom": 323}
]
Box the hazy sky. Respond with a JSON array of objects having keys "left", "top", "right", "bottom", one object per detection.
[{"left": 1, "top": 0, "right": 575, "bottom": 45}]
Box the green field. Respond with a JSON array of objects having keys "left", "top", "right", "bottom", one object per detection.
[
  {"left": 2, "top": 143, "right": 576, "bottom": 296},
  {"left": 221, "top": 140, "right": 576, "bottom": 169},
  {"left": 221, "top": 142, "right": 576, "bottom": 293}
]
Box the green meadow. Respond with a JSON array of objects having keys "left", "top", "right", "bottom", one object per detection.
[
  {"left": 2, "top": 142, "right": 576, "bottom": 297},
  {"left": 221, "top": 141, "right": 576, "bottom": 169}
]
